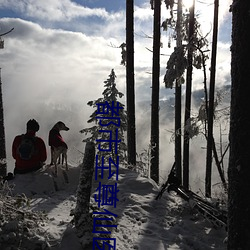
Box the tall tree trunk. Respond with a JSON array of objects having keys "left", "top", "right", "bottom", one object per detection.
[
  {"left": 126, "top": 0, "right": 136, "bottom": 166},
  {"left": 183, "top": 0, "right": 195, "bottom": 190},
  {"left": 150, "top": 0, "right": 161, "bottom": 184},
  {"left": 205, "top": 0, "right": 219, "bottom": 197},
  {"left": 228, "top": 0, "right": 250, "bottom": 248},
  {"left": 175, "top": 0, "right": 183, "bottom": 183},
  {"left": 0, "top": 69, "right": 7, "bottom": 177},
  {"left": 75, "top": 142, "right": 95, "bottom": 239}
]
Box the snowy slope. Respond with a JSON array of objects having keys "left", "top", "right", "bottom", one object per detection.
[{"left": 0, "top": 165, "right": 227, "bottom": 250}]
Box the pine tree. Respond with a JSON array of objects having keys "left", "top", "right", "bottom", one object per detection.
[
  {"left": 228, "top": 0, "right": 250, "bottom": 248},
  {"left": 163, "top": 1, "right": 210, "bottom": 187},
  {"left": 183, "top": 0, "right": 195, "bottom": 190},
  {"left": 205, "top": 0, "right": 219, "bottom": 198},
  {"left": 126, "top": 0, "right": 136, "bottom": 166},
  {"left": 80, "top": 69, "right": 127, "bottom": 163},
  {"left": 150, "top": 0, "right": 161, "bottom": 184}
]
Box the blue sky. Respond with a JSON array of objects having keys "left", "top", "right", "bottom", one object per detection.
[
  {"left": 0, "top": 0, "right": 232, "bottom": 173},
  {"left": 73, "top": 0, "right": 126, "bottom": 12}
]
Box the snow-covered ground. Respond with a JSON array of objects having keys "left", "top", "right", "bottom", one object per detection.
[{"left": 0, "top": 164, "right": 227, "bottom": 250}]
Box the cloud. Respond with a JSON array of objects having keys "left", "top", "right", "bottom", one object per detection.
[
  {"left": 0, "top": 0, "right": 110, "bottom": 21},
  {"left": 134, "top": 4, "right": 153, "bottom": 21},
  {"left": 2, "top": 26, "right": 90, "bottom": 104},
  {"left": 0, "top": 0, "right": 232, "bottom": 189},
  {"left": 0, "top": 17, "right": 127, "bottom": 170},
  {"left": 194, "top": 0, "right": 232, "bottom": 39}
]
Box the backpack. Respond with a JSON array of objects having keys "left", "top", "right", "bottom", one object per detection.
[{"left": 17, "top": 135, "right": 37, "bottom": 160}]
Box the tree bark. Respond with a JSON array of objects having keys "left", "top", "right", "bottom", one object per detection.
[
  {"left": 74, "top": 142, "right": 95, "bottom": 237},
  {"left": 126, "top": 0, "right": 136, "bottom": 166},
  {"left": 150, "top": 0, "right": 161, "bottom": 184},
  {"left": 0, "top": 69, "right": 7, "bottom": 177},
  {"left": 228, "top": 0, "right": 250, "bottom": 249}
]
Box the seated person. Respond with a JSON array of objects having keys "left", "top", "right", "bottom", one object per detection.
[{"left": 12, "top": 119, "right": 47, "bottom": 174}]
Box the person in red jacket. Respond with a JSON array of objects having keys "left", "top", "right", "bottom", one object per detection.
[{"left": 12, "top": 119, "right": 47, "bottom": 174}]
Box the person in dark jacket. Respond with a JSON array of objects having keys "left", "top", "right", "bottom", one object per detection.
[{"left": 12, "top": 119, "right": 47, "bottom": 174}]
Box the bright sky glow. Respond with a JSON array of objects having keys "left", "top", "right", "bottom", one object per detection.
[
  {"left": 0, "top": 0, "right": 232, "bottom": 171},
  {"left": 183, "top": 0, "right": 194, "bottom": 9}
]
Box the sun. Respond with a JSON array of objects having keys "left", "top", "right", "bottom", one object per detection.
[{"left": 183, "top": 0, "right": 194, "bottom": 9}]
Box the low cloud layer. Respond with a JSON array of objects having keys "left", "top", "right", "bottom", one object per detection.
[{"left": 0, "top": 0, "right": 232, "bottom": 191}]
